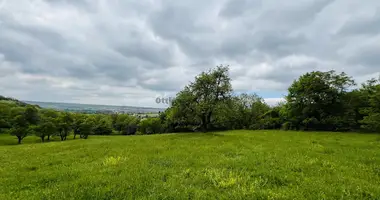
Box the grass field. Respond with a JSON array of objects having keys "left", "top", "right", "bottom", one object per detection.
[{"left": 0, "top": 130, "right": 380, "bottom": 199}]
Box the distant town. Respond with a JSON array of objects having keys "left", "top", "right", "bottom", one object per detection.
[{"left": 25, "top": 101, "right": 165, "bottom": 118}]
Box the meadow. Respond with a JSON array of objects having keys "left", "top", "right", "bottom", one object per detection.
[{"left": 0, "top": 130, "right": 380, "bottom": 200}]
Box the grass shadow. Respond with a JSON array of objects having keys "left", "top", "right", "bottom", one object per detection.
[{"left": 0, "top": 135, "right": 82, "bottom": 146}]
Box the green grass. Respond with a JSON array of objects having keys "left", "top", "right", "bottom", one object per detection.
[{"left": 0, "top": 130, "right": 380, "bottom": 200}]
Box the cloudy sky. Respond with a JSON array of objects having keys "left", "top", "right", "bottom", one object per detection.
[{"left": 0, "top": 0, "right": 379, "bottom": 108}]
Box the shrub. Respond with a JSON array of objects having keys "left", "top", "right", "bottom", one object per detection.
[
  {"left": 281, "top": 122, "right": 292, "bottom": 130},
  {"left": 138, "top": 118, "right": 163, "bottom": 135}
]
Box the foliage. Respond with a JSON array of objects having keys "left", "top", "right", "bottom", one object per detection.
[
  {"left": 91, "top": 114, "right": 113, "bottom": 135},
  {"left": 78, "top": 118, "right": 94, "bottom": 139},
  {"left": 114, "top": 114, "right": 140, "bottom": 135},
  {"left": 170, "top": 65, "right": 232, "bottom": 132},
  {"left": 138, "top": 118, "right": 163, "bottom": 134},
  {"left": 0, "top": 103, "right": 12, "bottom": 132},
  {"left": 285, "top": 70, "right": 356, "bottom": 131},
  {"left": 8, "top": 106, "right": 39, "bottom": 144},
  {"left": 33, "top": 119, "right": 56, "bottom": 142},
  {"left": 57, "top": 112, "right": 73, "bottom": 141},
  {"left": 360, "top": 79, "right": 380, "bottom": 132}
]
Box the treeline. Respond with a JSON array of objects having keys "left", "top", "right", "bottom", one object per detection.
[
  {"left": 1, "top": 65, "right": 379, "bottom": 144},
  {"left": 0, "top": 100, "right": 163, "bottom": 143},
  {"left": 158, "top": 65, "right": 380, "bottom": 133}
]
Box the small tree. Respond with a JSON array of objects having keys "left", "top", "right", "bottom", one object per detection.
[
  {"left": 9, "top": 116, "right": 30, "bottom": 144},
  {"left": 33, "top": 121, "right": 56, "bottom": 142},
  {"left": 9, "top": 106, "right": 39, "bottom": 144},
  {"left": 92, "top": 115, "right": 113, "bottom": 135},
  {"left": 39, "top": 109, "right": 60, "bottom": 141},
  {"left": 79, "top": 119, "right": 94, "bottom": 139},
  {"left": 57, "top": 112, "right": 73, "bottom": 141},
  {"left": 72, "top": 113, "right": 85, "bottom": 139},
  {"left": 138, "top": 118, "right": 163, "bottom": 134}
]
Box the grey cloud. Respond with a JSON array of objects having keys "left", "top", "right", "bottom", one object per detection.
[
  {"left": 346, "top": 45, "right": 380, "bottom": 69},
  {"left": 219, "top": 0, "right": 262, "bottom": 18},
  {"left": 338, "top": 10, "right": 380, "bottom": 36},
  {"left": 253, "top": 0, "right": 332, "bottom": 32},
  {"left": 253, "top": 32, "right": 308, "bottom": 56},
  {"left": 1, "top": 0, "right": 380, "bottom": 107}
]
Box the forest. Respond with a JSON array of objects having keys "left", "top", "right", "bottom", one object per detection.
[{"left": 1, "top": 65, "right": 379, "bottom": 144}]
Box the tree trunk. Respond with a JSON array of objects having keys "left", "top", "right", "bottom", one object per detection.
[
  {"left": 206, "top": 111, "right": 212, "bottom": 131},
  {"left": 73, "top": 134, "right": 76, "bottom": 139},
  {"left": 17, "top": 136, "right": 22, "bottom": 144},
  {"left": 201, "top": 111, "right": 212, "bottom": 132},
  {"left": 60, "top": 135, "right": 64, "bottom": 141},
  {"left": 47, "top": 135, "right": 50, "bottom": 141},
  {"left": 201, "top": 114, "right": 207, "bottom": 132},
  {"left": 41, "top": 136, "right": 45, "bottom": 142}
]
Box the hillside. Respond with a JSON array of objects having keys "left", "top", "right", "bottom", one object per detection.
[
  {"left": 0, "top": 130, "right": 379, "bottom": 199},
  {"left": 0, "top": 95, "right": 40, "bottom": 108}
]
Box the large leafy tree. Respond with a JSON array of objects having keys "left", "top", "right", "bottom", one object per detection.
[
  {"left": 171, "top": 65, "right": 233, "bottom": 132},
  {"left": 285, "top": 70, "right": 355, "bottom": 131},
  {"left": 359, "top": 78, "right": 380, "bottom": 132}
]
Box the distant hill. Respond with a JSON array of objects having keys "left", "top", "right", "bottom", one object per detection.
[
  {"left": 0, "top": 96, "right": 165, "bottom": 114},
  {"left": 25, "top": 101, "right": 166, "bottom": 114},
  {"left": 0, "top": 95, "right": 40, "bottom": 108}
]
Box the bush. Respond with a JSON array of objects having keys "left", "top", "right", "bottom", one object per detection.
[
  {"left": 138, "top": 118, "right": 163, "bottom": 134},
  {"left": 92, "top": 116, "right": 113, "bottom": 135},
  {"left": 122, "top": 125, "right": 137, "bottom": 135},
  {"left": 281, "top": 122, "right": 292, "bottom": 130}
]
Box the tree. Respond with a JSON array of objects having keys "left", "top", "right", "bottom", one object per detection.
[
  {"left": 285, "top": 70, "right": 355, "bottom": 131},
  {"left": 0, "top": 103, "right": 12, "bottom": 133},
  {"left": 79, "top": 118, "right": 94, "bottom": 139},
  {"left": 114, "top": 114, "right": 130, "bottom": 133},
  {"left": 234, "top": 93, "right": 271, "bottom": 130},
  {"left": 171, "top": 65, "right": 233, "bottom": 132},
  {"left": 72, "top": 113, "right": 85, "bottom": 139},
  {"left": 138, "top": 118, "right": 163, "bottom": 134},
  {"left": 359, "top": 78, "right": 380, "bottom": 132},
  {"left": 9, "top": 115, "right": 30, "bottom": 144},
  {"left": 57, "top": 112, "right": 73, "bottom": 141},
  {"left": 170, "top": 88, "right": 200, "bottom": 131},
  {"left": 39, "top": 109, "right": 60, "bottom": 141},
  {"left": 33, "top": 120, "right": 56, "bottom": 142},
  {"left": 112, "top": 114, "right": 139, "bottom": 135},
  {"left": 159, "top": 107, "right": 180, "bottom": 133},
  {"left": 9, "top": 106, "right": 39, "bottom": 144},
  {"left": 24, "top": 106, "right": 39, "bottom": 125},
  {"left": 122, "top": 116, "right": 139, "bottom": 135},
  {"left": 92, "top": 114, "right": 113, "bottom": 135}
]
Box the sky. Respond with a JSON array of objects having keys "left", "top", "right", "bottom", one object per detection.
[{"left": 0, "top": 0, "right": 380, "bottom": 108}]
